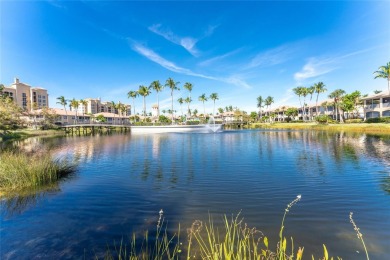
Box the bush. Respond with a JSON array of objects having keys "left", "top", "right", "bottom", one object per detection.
[
  {"left": 345, "top": 119, "right": 363, "bottom": 124},
  {"left": 365, "top": 117, "right": 390, "bottom": 123},
  {"left": 315, "top": 115, "right": 330, "bottom": 124},
  {"left": 186, "top": 121, "right": 200, "bottom": 125}
]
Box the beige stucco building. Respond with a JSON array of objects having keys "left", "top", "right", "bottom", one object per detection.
[
  {"left": 71, "top": 98, "right": 131, "bottom": 117},
  {"left": 361, "top": 92, "right": 390, "bottom": 119},
  {"left": 3, "top": 78, "right": 49, "bottom": 111}
]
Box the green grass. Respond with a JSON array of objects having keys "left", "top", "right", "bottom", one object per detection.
[
  {"left": 101, "top": 196, "right": 370, "bottom": 260},
  {"left": 0, "top": 129, "right": 64, "bottom": 141},
  {"left": 0, "top": 150, "right": 76, "bottom": 193},
  {"left": 251, "top": 122, "right": 390, "bottom": 134}
]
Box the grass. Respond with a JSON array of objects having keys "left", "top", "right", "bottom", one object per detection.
[
  {"left": 0, "top": 128, "right": 64, "bottom": 141},
  {"left": 251, "top": 122, "right": 390, "bottom": 134},
  {"left": 0, "top": 149, "right": 76, "bottom": 193},
  {"left": 101, "top": 196, "right": 370, "bottom": 260}
]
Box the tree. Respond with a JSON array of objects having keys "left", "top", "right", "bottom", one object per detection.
[
  {"left": 193, "top": 109, "right": 198, "bottom": 117},
  {"left": 265, "top": 96, "right": 274, "bottom": 120},
  {"left": 218, "top": 107, "right": 224, "bottom": 114},
  {"left": 138, "top": 85, "right": 151, "bottom": 117},
  {"left": 184, "top": 97, "right": 192, "bottom": 116},
  {"left": 340, "top": 91, "right": 362, "bottom": 119},
  {"left": 329, "top": 89, "right": 346, "bottom": 123},
  {"left": 293, "top": 87, "right": 304, "bottom": 120},
  {"left": 314, "top": 82, "right": 327, "bottom": 116},
  {"left": 0, "top": 96, "right": 23, "bottom": 133},
  {"left": 374, "top": 90, "right": 382, "bottom": 94},
  {"left": 307, "top": 86, "right": 315, "bottom": 120},
  {"left": 209, "top": 93, "right": 219, "bottom": 116},
  {"left": 184, "top": 82, "right": 193, "bottom": 115},
  {"left": 127, "top": 90, "right": 138, "bottom": 116},
  {"left": 79, "top": 99, "right": 88, "bottom": 122},
  {"left": 96, "top": 114, "right": 106, "bottom": 123},
  {"left": 257, "top": 96, "right": 264, "bottom": 120},
  {"left": 198, "top": 93, "right": 208, "bottom": 117},
  {"left": 301, "top": 87, "right": 309, "bottom": 121},
  {"left": 150, "top": 80, "right": 164, "bottom": 116},
  {"left": 56, "top": 96, "right": 68, "bottom": 116},
  {"left": 285, "top": 107, "right": 298, "bottom": 121},
  {"left": 177, "top": 97, "right": 184, "bottom": 116},
  {"left": 165, "top": 78, "right": 180, "bottom": 124},
  {"left": 69, "top": 98, "right": 79, "bottom": 123},
  {"left": 373, "top": 61, "right": 390, "bottom": 94}
]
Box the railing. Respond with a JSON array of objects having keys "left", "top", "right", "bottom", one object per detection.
[{"left": 365, "top": 104, "right": 380, "bottom": 109}]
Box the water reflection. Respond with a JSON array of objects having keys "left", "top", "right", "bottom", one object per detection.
[{"left": 1, "top": 130, "right": 390, "bottom": 259}]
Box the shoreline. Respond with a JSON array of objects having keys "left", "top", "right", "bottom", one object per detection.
[{"left": 250, "top": 122, "right": 390, "bottom": 134}]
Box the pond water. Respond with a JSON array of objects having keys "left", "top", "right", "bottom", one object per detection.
[{"left": 1, "top": 130, "right": 390, "bottom": 259}]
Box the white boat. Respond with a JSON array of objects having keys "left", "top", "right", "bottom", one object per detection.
[{"left": 130, "top": 124, "right": 222, "bottom": 133}]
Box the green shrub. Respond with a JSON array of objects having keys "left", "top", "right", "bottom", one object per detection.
[
  {"left": 365, "top": 117, "right": 390, "bottom": 123},
  {"left": 186, "top": 121, "right": 200, "bottom": 125},
  {"left": 345, "top": 119, "right": 363, "bottom": 124},
  {"left": 315, "top": 115, "right": 330, "bottom": 124}
]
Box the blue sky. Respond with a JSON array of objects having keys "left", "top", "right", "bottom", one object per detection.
[{"left": 1, "top": 0, "right": 389, "bottom": 114}]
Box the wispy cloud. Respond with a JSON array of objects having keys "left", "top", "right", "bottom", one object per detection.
[
  {"left": 130, "top": 41, "right": 252, "bottom": 89},
  {"left": 294, "top": 57, "right": 336, "bottom": 82},
  {"left": 294, "top": 47, "right": 374, "bottom": 82},
  {"left": 198, "top": 48, "right": 243, "bottom": 67},
  {"left": 244, "top": 44, "right": 296, "bottom": 70},
  {"left": 148, "top": 24, "right": 200, "bottom": 56}
]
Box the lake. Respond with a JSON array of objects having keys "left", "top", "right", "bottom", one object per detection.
[{"left": 1, "top": 129, "right": 389, "bottom": 259}]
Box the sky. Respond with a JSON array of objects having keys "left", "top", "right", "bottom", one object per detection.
[{"left": 1, "top": 0, "right": 389, "bottom": 114}]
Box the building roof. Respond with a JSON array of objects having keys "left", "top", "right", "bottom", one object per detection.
[{"left": 360, "top": 92, "right": 390, "bottom": 100}]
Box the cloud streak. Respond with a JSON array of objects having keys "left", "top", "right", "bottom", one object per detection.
[
  {"left": 294, "top": 47, "right": 375, "bottom": 82},
  {"left": 244, "top": 44, "right": 296, "bottom": 70},
  {"left": 198, "top": 48, "right": 243, "bottom": 67},
  {"left": 130, "top": 41, "right": 252, "bottom": 89},
  {"left": 148, "top": 24, "right": 200, "bottom": 56}
]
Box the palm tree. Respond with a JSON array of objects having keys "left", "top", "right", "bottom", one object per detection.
[
  {"left": 265, "top": 96, "right": 274, "bottom": 121},
  {"left": 314, "top": 82, "right": 327, "bottom": 116},
  {"left": 177, "top": 97, "right": 184, "bottom": 116},
  {"left": 184, "top": 82, "right": 193, "bottom": 115},
  {"left": 307, "top": 86, "right": 315, "bottom": 120},
  {"left": 257, "top": 96, "right": 264, "bottom": 120},
  {"left": 69, "top": 98, "right": 79, "bottom": 123},
  {"left": 209, "top": 93, "right": 219, "bottom": 116},
  {"left": 138, "top": 85, "right": 151, "bottom": 116},
  {"left": 184, "top": 97, "right": 192, "bottom": 116},
  {"left": 127, "top": 90, "right": 138, "bottom": 116},
  {"left": 374, "top": 62, "right": 390, "bottom": 94},
  {"left": 56, "top": 96, "right": 68, "bottom": 116},
  {"left": 198, "top": 93, "right": 208, "bottom": 118},
  {"left": 301, "top": 87, "right": 309, "bottom": 121},
  {"left": 293, "top": 87, "right": 304, "bottom": 120},
  {"left": 150, "top": 80, "right": 164, "bottom": 116},
  {"left": 79, "top": 99, "right": 88, "bottom": 122},
  {"left": 165, "top": 78, "right": 180, "bottom": 124},
  {"left": 329, "top": 89, "right": 346, "bottom": 123}
]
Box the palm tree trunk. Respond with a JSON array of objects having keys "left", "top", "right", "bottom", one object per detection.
[
  {"left": 157, "top": 93, "right": 160, "bottom": 117},
  {"left": 171, "top": 91, "right": 174, "bottom": 125},
  {"left": 143, "top": 97, "right": 146, "bottom": 117},
  {"left": 133, "top": 99, "right": 135, "bottom": 116}
]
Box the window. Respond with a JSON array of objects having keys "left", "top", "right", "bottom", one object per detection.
[
  {"left": 366, "top": 111, "right": 380, "bottom": 118},
  {"left": 63, "top": 116, "right": 68, "bottom": 119},
  {"left": 22, "top": 93, "right": 27, "bottom": 108},
  {"left": 383, "top": 110, "right": 390, "bottom": 117}
]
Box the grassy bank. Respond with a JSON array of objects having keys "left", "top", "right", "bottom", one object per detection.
[
  {"left": 251, "top": 122, "right": 390, "bottom": 134},
  {"left": 0, "top": 129, "right": 64, "bottom": 142},
  {"left": 0, "top": 150, "right": 75, "bottom": 194}
]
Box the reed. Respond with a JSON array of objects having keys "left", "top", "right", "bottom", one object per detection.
[
  {"left": 0, "top": 150, "right": 75, "bottom": 192},
  {"left": 103, "top": 209, "right": 181, "bottom": 260},
  {"left": 100, "top": 198, "right": 370, "bottom": 260}
]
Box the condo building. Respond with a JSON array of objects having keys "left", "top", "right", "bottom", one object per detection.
[
  {"left": 361, "top": 92, "right": 390, "bottom": 119},
  {"left": 2, "top": 78, "right": 49, "bottom": 111}
]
